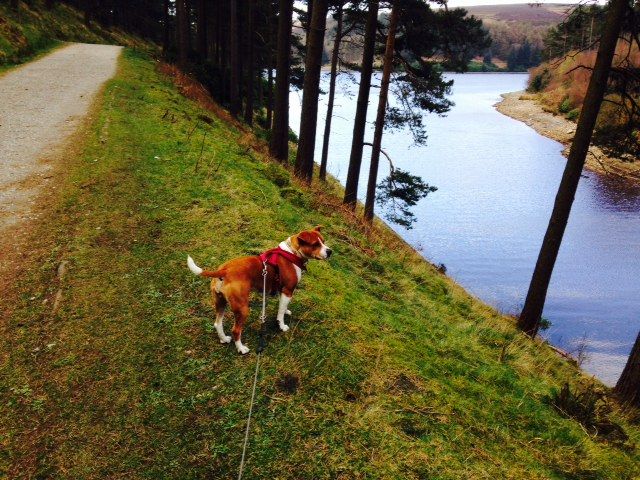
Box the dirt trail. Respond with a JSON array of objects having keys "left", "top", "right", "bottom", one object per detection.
[
  {"left": 496, "top": 91, "right": 640, "bottom": 183},
  {"left": 0, "top": 43, "right": 122, "bottom": 238}
]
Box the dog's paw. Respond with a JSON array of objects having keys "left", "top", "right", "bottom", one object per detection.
[
  {"left": 219, "top": 335, "right": 232, "bottom": 344},
  {"left": 279, "top": 323, "right": 290, "bottom": 332},
  {"left": 237, "top": 344, "right": 250, "bottom": 355},
  {"left": 285, "top": 309, "right": 292, "bottom": 315}
]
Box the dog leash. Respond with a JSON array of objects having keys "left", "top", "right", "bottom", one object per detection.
[{"left": 237, "top": 262, "right": 268, "bottom": 480}]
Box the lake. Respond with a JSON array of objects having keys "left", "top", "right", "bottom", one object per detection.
[{"left": 289, "top": 72, "right": 640, "bottom": 386}]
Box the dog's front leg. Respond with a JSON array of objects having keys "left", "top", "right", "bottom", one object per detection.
[{"left": 277, "top": 293, "right": 292, "bottom": 332}]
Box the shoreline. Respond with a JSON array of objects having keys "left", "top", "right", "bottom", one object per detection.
[{"left": 495, "top": 91, "right": 640, "bottom": 183}]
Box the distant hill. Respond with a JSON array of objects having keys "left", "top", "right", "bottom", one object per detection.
[
  {"left": 465, "top": 3, "right": 570, "bottom": 25},
  {"left": 465, "top": 3, "right": 573, "bottom": 68}
]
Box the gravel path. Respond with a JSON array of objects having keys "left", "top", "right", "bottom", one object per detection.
[{"left": 0, "top": 43, "right": 122, "bottom": 233}]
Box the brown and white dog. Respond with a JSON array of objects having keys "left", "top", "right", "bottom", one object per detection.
[{"left": 187, "top": 226, "right": 331, "bottom": 354}]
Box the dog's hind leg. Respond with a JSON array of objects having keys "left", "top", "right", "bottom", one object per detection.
[
  {"left": 230, "top": 303, "right": 250, "bottom": 354},
  {"left": 212, "top": 280, "right": 231, "bottom": 344},
  {"left": 225, "top": 285, "right": 251, "bottom": 354}
]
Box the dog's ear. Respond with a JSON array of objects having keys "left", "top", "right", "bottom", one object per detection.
[
  {"left": 297, "top": 230, "right": 316, "bottom": 245},
  {"left": 313, "top": 225, "right": 323, "bottom": 232}
]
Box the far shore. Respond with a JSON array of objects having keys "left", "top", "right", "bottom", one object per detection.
[{"left": 496, "top": 91, "right": 640, "bottom": 183}]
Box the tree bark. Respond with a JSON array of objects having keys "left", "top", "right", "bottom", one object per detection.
[
  {"left": 319, "top": 1, "right": 344, "bottom": 181},
  {"left": 615, "top": 331, "right": 640, "bottom": 407},
  {"left": 84, "top": 2, "right": 92, "bottom": 25},
  {"left": 613, "top": 332, "right": 640, "bottom": 407},
  {"left": 196, "top": 0, "right": 207, "bottom": 60},
  {"left": 269, "top": 0, "right": 294, "bottom": 162},
  {"left": 176, "top": 0, "right": 189, "bottom": 68},
  {"left": 305, "top": 0, "right": 314, "bottom": 44},
  {"left": 185, "top": 0, "right": 193, "bottom": 52},
  {"left": 343, "top": 0, "right": 379, "bottom": 207},
  {"left": 206, "top": 0, "right": 216, "bottom": 61},
  {"left": 517, "top": 0, "right": 627, "bottom": 336},
  {"left": 267, "top": 66, "right": 274, "bottom": 129},
  {"left": 229, "top": 0, "right": 241, "bottom": 115},
  {"left": 162, "top": 0, "right": 171, "bottom": 54},
  {"left": 243, "top": 0, "right": 255, "bottom": 125},
  {"left": 363, "top": 1, "right": 398, "bottom": 222},
  {"left": 294, "top": 0, "right": 329, "bottom": 183}
]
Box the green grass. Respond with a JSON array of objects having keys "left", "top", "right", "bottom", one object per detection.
[
  {"left": 1, "top": 48, "right": 638, "bottom": 479},
  {"left": 0, "top": 0, "right": 154, "bottom": 71}
]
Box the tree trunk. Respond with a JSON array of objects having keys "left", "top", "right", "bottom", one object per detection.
[
  {"left": 228, "top": 0, "right": 241, "bottom": 114},
  {"left": 343, "top": 0, "right": 379, "bottom": 207},
  {"left": 319, "top": 1, "right": 344, "bottom": 181},
  {"left": 305, "top": 0, "right": 314, "bottom": 44},
  {"left": 243, "top": 0, "right": 255, "bottom": 125},
  {"left": 294, "top": 0, "right": 329, "bottom": 183},
  {"left": 185, "top": 0, "right": 193, "bottom": 52},
  {"left": 267, "top": 66, "right": 274, "bottom": 129},
  {"left": 84, "top": 0, "right": 95, "bottom": 26},
  {"left": 176, "top": 0, "right": 189, "bottom": 68},
  {"left": 206, "top": 0, "right": 216, "bottom": 61},
  {"left": 162, "top": 0, "right": 171, "bottom": 54},
  {"left": 517, "top": 0, "right": 627, "bottom": 336},
  {"left": 615, "top": 331, "right": 640, "bottom": 407},
  {"left": 214, "top": 1, "right": 221, "bottom": 65},
  {"left": 269, "top": 0, "right": 294, "bottom": 162},
  {"left": 363, "top": 1, "right": 398, "bottom": 222},
  {"left": 196, "top": 0, "right": 207, "bottom": 60}
]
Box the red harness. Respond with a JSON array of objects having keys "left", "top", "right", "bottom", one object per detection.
[{"left": 258, "top": 246, "right": 307, "bottom": 271}]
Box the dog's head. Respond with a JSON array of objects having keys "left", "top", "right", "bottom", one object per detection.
[{"left": 291, "top": 226, "right": 332, "bottom": 260}]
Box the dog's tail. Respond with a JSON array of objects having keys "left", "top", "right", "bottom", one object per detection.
[{"left": 187, "top": 255, "right": 226, "bottom": 278}]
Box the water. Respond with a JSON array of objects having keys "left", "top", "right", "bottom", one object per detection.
[{"left": 289, "top": 72, "right": 640, "bottom": 386}]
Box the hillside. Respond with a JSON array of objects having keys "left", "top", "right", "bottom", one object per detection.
[
  {"left": 465, "top": 3, "right": 570, "bottom": 67},
  {"left": 464, "top": 3, "right": 569, "bottom": 24},
  {"left": 526, "top": 42, "right": 640, "bottom": 162},
  {"left": 1, "top": 2, "right": 639, "bottom": 478},
  {"left": 0, "top": 0, "right": 151, "bottom": 70},
  {"left": 1, "top": 43, "right": 639, "bottom": 480}
]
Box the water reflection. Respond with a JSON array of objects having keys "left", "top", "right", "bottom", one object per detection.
[{"left": 588, "top": 172, "right": 640, "bottom": 212}]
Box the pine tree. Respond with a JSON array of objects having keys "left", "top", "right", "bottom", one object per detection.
[
  {"left": 294, "top": 0, "right": 330, "bottom": 182},
  {"left": 518, "top": 0, "right": 628, "bottom": 337}
]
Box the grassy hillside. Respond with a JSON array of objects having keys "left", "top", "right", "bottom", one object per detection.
[
  {"left": 0, "top": 0, "right": 151, "bottom": 70},
  {"left": 1, "top": 48, "right": 639, "bottom": 478}
]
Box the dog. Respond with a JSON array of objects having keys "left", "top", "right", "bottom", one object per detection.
[{"left": 187, "top": 226, "right": 332, "bottom": 354}]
